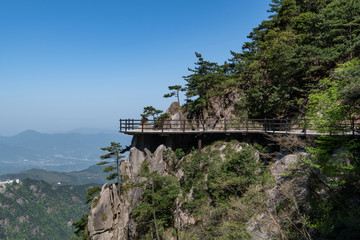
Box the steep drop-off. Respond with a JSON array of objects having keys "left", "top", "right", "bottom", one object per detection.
[{"left": 87, "top": 132, "right": 310, "bottom": 239}]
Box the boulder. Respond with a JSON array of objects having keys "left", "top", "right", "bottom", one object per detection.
[{"left": 165, "top": 102, "right": 188, "bottom": 130}]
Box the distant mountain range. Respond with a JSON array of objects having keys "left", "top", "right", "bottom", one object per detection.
[
  {"left": 0, "top": 164, "right": 109, "bottom": 185},
  {"left": 0, "top": 129, "right": 132, "bottom": 175}
]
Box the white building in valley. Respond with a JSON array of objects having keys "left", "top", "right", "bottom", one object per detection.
[{"left": 0, "top": 179, "right": 20, "bottom": 185}]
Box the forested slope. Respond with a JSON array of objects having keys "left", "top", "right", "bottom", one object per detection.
[
  {"left": 0, "top": 179, "right": 92, "bottom": 240},
  {"left": 181, "top": 0, "right": 360, "bottom": 120}
]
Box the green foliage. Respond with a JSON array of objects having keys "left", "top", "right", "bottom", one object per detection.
[
  {"left": 98, "top": 142, "right": 124, "bottom": 196},
  {"left": 178, "top": 0, "right": 360, "bottom": 119},
  {"left": 306, "top": 135, "right": 359, "bottom": 187},
  {"left": 85, "top": 186, "right": 101, "bottom": 204},
  {"left": 183, "top": 52, "right": 227, "bottom": 118},
  {"left": 174, "top": 141, "right": 272, "bottom": 238},
  {"left": 0, "top": 179, "right": 91, "bottom": 240},
  {"left": 303, "top": 135, "right": 360, "bottom": 239},
  {"left": 73, "top": 214, "right": 90, "bottom": 240},
  {"left": 141, "top": 106, "right": 163, "bottom": 121},
  {"left": 207, "top": 145, "right": 262, "bottom": 202},
  {"left": 133, "top": 162, "right": 180, "bottom": 240},
  {"left": 307, "top": 58, "right": 360, "bottom": 132},
  {"left": 217, "top": 222, "right": 252, "bottom": 240},
  {"left": 174, "top": 148, "right": 185, "bottom": 159},
  {"left": 154, "top": 113, "right": 170, "bottom": 129},
  {"left": 163, "top": 85, "right": 186, "bottom": 105}
]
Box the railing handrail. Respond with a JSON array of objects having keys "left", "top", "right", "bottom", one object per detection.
[{"left": 119, "top": 118, "right": 358, "bottom": 136}]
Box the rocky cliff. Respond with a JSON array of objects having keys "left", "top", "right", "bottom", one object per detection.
[
  {"left": 88, "top": 138, "right": 170, "bottom": 240},
  {"left": 88, "top": 131, "right": 310, "bottom": 239}
]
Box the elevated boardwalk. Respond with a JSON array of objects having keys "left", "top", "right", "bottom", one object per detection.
[{"left": 120, "top": 118, "right": 359, "bottom": 136}]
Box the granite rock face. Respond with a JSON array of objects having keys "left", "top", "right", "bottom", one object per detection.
[
  {"left": 165, "top": 101, "right": 188, "bottom": 130},
  {"left": 88, "top": 143, "right": 169, "bottom": 240},
  {"left": 88, "top": 183, "right": 120, "bottom": 240},
  {"left": 247, "top": 152, "right": 309, "bottom": 240}
]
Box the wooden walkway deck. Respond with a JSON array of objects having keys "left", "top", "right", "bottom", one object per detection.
[{"left": 119, "top": 118, "right": 359, "bottom": 136}]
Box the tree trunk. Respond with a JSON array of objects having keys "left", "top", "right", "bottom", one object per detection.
[
  {"left": 177, "top": 90, "right": 180, "bottom": 105},
  {"left": 117, "top": 158, "right": 120, "bottom": 196}
]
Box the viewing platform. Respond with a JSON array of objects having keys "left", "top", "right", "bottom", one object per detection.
[{"left": 119, "top": 118, "right": 360, "bottom": 136}]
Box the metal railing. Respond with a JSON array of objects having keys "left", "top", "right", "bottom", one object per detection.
[{"left": 119, "top": 118, "right": 359, "bottom": 136}]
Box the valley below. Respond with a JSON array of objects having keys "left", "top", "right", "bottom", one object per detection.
[{"left": 0, "top": 129, "right": 131, "bottom": 175}]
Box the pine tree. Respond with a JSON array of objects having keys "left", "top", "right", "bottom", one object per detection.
[
  {"left": 163, "top": 85, "right": 185, "bottom": 105},
  {"left": 97, "top": 142, "right": 124, "bottom": 196},
  {"left": 141, "top": 106, "right": 163, "bottom": 121},
  {"left": 183, "top": 52, "right": 221, "bottom": 118}
]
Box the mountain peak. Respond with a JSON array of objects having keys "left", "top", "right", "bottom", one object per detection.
[{"left": 15, "top": 129, "right": 43, "bottom": 137}]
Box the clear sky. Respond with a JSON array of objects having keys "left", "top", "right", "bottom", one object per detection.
[{"left": 0, "top": 0, "right": 271, "bottom": 136}]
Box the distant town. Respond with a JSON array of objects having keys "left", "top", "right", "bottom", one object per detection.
[{"left": 0, "top": 179, "right": 20, "bottom": 186}]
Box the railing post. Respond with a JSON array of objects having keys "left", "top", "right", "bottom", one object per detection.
[
  {"left": 352, "top": 118, "right": 355, "bottom": 136},
  {"left": 285, "top": 119, "right": 288, "bottom": 133},
  {"left": 203, "top": 119, "right": 205, "bottom": 132},
  {"left": 142, "top": 119, "right": 144, "bottom": 132},
  {"left": 273, "top": 119, "right": 275, "bottom": 133},
  {"left": 303, "top": 118, "right": 307, "bottom": 135},
  {"left": 132, "top": 119, "right": 134, "bottom": 130},
  {"left": 224, "top": 118, "right": 227, "bottom": 133},
  {"left": 246, "top": 119, "right": 248, "bottom": 133},
  {"left": 120, "top": 119, "right": 122, "bottom": 132},
  {"left": 183, "top": 119, "right": 185, "bottom": 132},
  {"left": 264, "top": 118, "right": 267, "bottom": 133}
]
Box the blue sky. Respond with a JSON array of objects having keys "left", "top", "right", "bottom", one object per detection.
[{"left": 0, "top": 0, "right": 271, "bottom": 136}]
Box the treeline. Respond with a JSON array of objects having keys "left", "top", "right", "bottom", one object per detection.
[{"left": 174, "top": 0, "right": 360, "bottom": 120}]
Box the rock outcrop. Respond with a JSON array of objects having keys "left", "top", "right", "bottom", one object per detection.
[
  {"left": 165, "top": 101, "right": 188, "bottom": 130},
  {"left": 247, "top": 151, "right": 309, "bottom": 240},
  {"left": 88, "top": 142, "right": 169, "bottom": 240},
  {"left": 88, "top": 183, "right": 120, "bottom": 240},
  {"left": 207, "top": 90, "right": 240, "bottom": 120},
  {"left": 88, "top": 141, "right": 310, "bottom": 240}
]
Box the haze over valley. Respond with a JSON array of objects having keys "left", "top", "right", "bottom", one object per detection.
[{"left": 0, "top": 128, "right": 131, "bottom": 176}]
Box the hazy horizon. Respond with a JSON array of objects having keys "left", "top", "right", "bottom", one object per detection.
[
  {"left": 0, "top": 127, "right": 121, "bottom": 137},
  {"left": 1, "top": 0, "right": 271, "bottom": 136}
]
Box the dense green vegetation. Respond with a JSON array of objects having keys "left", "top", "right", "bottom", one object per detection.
[
  {"left": 175, "top": 2, "right": 360, "bottom": 235},
  {"left": 179, "top": 0, "right": 360, "bottom": 119},
  {"left": 307, "top": 58, "right": 360, "bottom": 131},
  {"left": 177, "top": 142, "right": 274, "bottom": 239},
  {"left": 0, "top": 178, "right": 92, "bottom": 240},
  {"left": 133, "top": 161, "right": 180, "bottom": 240},
  {"left": 304, "top": 136, "right": 360, "bottom": 239},
  {"left": 300, "top": 49, "right": 360, "bottom": 239},
  {"left": 126, "top": 141, "right": 275, "bottom": 239}
]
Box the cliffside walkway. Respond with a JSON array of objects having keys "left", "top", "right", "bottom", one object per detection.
[{"left": 119, "top": 118, "right": 360, "bottom": 136}]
